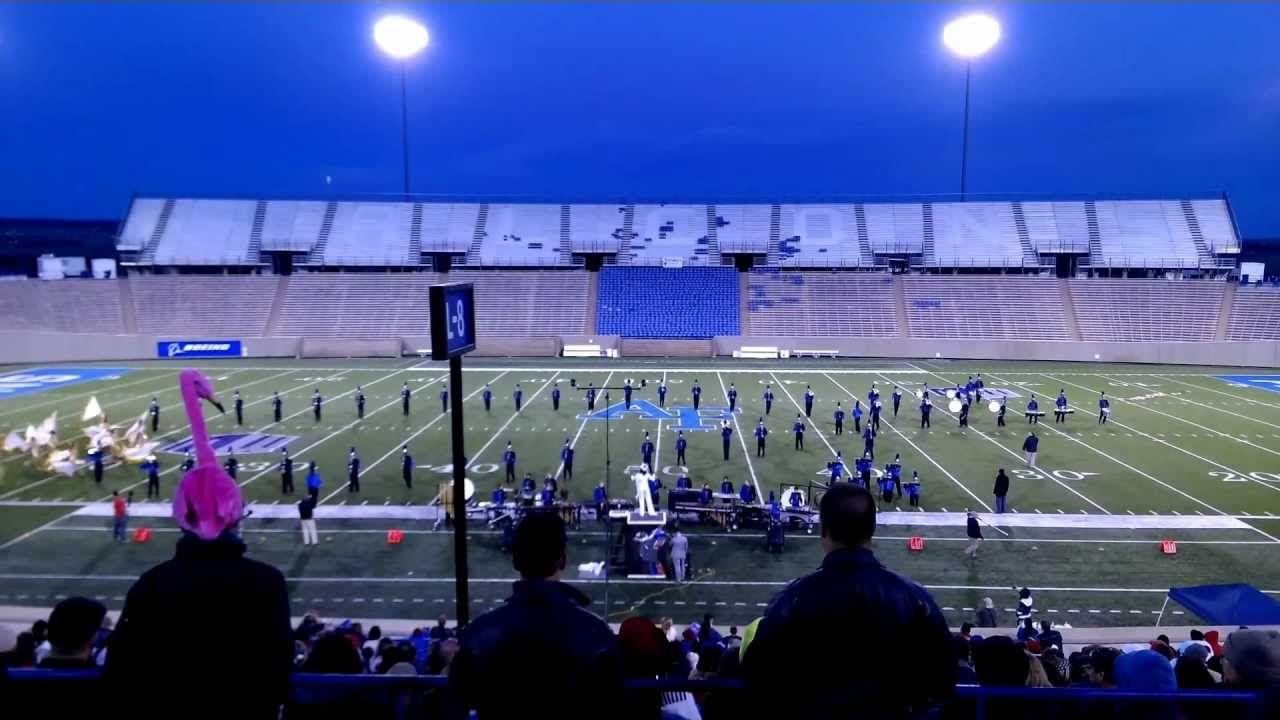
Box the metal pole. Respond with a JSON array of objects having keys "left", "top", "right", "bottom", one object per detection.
[
  {"left": 960, "top": 60, "right": 972, "bottom": 201},
  {"left": 399, "top": 62, "right": 411, "bottom": 200},
  {"left": 448, "top": 355, "right": 470, "bottom": 626}
]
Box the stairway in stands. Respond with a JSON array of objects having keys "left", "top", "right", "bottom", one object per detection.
[
  {"left": 408, "top": 203, "right": 424, "bottom": 265},
  {"left": 766, "top": 205, "right": 782, "bottom": 265},
  {"left": 308, "top": 202, "right": 338, "bottom": 264},
  {"left": 559, "top": 205, "right": 580, "bottom": 265},
  {"left": 265, "top": 276, "right": 290, "bottom": 335},
  {"left": 615, "top": 205, "right": 636, "bottom": 264},
  {"left": 1059, "top": 279, "right": 1083, "bottom": 340},
  {"left": 854, "top": 204, "right": 874, "bottom": 265},
  {"left": 137, "top": 199, "right": 175, "bottom": 264},
  {"left": 1084, "top": 201, "right": 1104, "bottom": 266},
  {"left": 247, "top": 201, "right": 267, "bottom": 264},
  {"left": 921, "top": 204, "right": 936, "bottom": 264},
  {"left": 465, "top": 204, "right": 489, "bottom": 264},
  {"left": 1180, "top": 200, "right": 1217, "bottom": 266},
  {"left": 703, "top": 206, "right": 723, "bottom": 265},
  {"left": 1010, "top": 202, "right": 1039, "bottom": 265}
]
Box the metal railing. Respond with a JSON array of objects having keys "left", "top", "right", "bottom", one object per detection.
[{"left": 4, "top": 669, "right": 1264, "bottom": 720}]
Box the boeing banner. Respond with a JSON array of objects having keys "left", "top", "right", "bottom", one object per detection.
[{"left": 157, "top": 340, "right": 244, "bottom": 359}]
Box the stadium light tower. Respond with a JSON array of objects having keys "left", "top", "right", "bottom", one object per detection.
[
  {"left": 374, "top": 15, "right": 430, "bottom": 198},
  {"left": 942, "top": 13, "right": 1000, "bottom": 200}
]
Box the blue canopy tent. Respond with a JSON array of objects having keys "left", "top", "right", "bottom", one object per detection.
[{"left": 1162, "top": 584, "right": 1280, "bottom": 626}]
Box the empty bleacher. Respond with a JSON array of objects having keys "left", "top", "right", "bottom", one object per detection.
[
  {"left": 1190, "top": 199, "right": 1239, "bottom": 254},
  {"left": 476, "top": 204, "right": 565, "bottom": 266},
  {"left": 420, "top": 203, "right": 480, "bottom": 255},
  {"left": 117, "top": 198, "right": 166, "bottom": 252},
  {"left": 259, "top": 201, "right": 327, "bottom": 253},
  {"left": 597, "top": 267, "right": 738, "bottom": 338},
  {"left": 0, "top": 279, "right": 124, "bottom": 333},
  {"left": 777, "top": 205, "right": 866, "bottom": 267},
  {"left": 862, "top": 203, "right": 924, "bottom": 255},
  {"left": 1022, "top": 202, "right": 1091, "bottom": 254},
  {"left": 450, "top": 270, "right": 588, "bottom": 336},
  {"left": 1227, "top": 286, "right": 1280, "bottom": 340},
  {"left": 627, "top": 205, "right": 715, "bottom": 266},
  {"left": 928, "top": 203, "right": 1028, "bottom": 267},
  {"left": 274, "top": 274, "right": 439, "bottom": 339},
  {"left": 903, "top": 275, "right": 1069, "bottom": 340},
  {"left": 315, "top": 202, "right": 415, "bottom": 266},
  {"left": 130, "top": 275, "right": 276, "bottom": 336},
  {"left": 1091, "top": 201, "right": 1200, "bottom": 268},
  {"left": 747, "top": 271, "right": 897, "bottom": 337},
  {"left": 1070, "top": 278, "right": 1224, "bottom": 341},
  {"left": 713, "top": 205, "right": 772, "bottom": 255},
  {"left": 568, "top": 205, "right": 627, "bottom": 254},
  {"left": 151, "top": 199, "right": 258, "bottom": 266}
]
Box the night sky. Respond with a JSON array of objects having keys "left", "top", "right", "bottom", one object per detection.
[{"left": 1, "top": 2, "right": 1276, "bottom": 238}]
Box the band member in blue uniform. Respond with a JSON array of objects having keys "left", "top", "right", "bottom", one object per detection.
[
  {"left": 754, "top": 418, "right": 768, "bottom": 457},
  {"left": 482, "top": 383, "right": 492, "bottom": 412},
  {"left": 503, "top": 442, "right": 517, "bottom": 484},
  {"left": 920, "top": 393, "right": 932, "bottom": 428},
  {"left": 551, "top": 383, "right": 560, "bottom": 411},
  {"left": 623, "top": 379, "right": 633, "bottom": 410},
  {"left": 763, "top": 385, "right": 774, "bottom": 415},
  {"left": 676, "top": 430, "right": 687, "bottom": 466},
  {"left": 586, "top": 383, "right": 596, "bottom": 411},
  {"left": 892, "top": 386, "right": 903, "bottom": 418},
  {"left": 347, "top": 447, "right": 361, "bottom": 493},
  {"left": 833, "top": 402, "right": 845, "bottom": 436},
  {"left": 793, "top": 414, "right": 806, "bottom": 450},
  {"left": 1098, "top": 392, "right": 1110, "bottom": 424},
  {"left": 804, "top": 385, "right": 815, "bottom": 418},
  {"left": 149, "top": 397, "right": 160, "bottom": 432},
  {"left": 356, "top": 386, "right": 366, "bottom": 419},
  {"left": 721, "top": 421, "right": 733, "bottom": 461},
  {"left": 233, "top": 390, "right": 244, "bottom": 426},
  {"left": 727, "top": 383, "right": 738, "bottom": 412},
  {"left": 657, "top": 380, "right": 667, "bottom": 407},
  {"left": 691, "top": 380, "right": 702, "bottom": 410},
  {"left": 1027, "top": 395, "right": 1040, "bottom": 424},
  {"left": 513, "top": 384, "right": 523, "bottom": 412},
  {"left": 641, "top": 432, "right": 655, "bottom": 468},
  {"left": 561, "top": 439, "right": 575, "bottom": 480},
  {"left": 1054, "top": 390, "right": 1068, "bottom": 423},
  {"left": 272, "top": 391, "right": 283, "bottom": 422},
  {"left": 312, "top": 389, "right": 323, "bottom": 422},
  {"left": 401, "top": 381, "right": 411, "bottom": 416}
]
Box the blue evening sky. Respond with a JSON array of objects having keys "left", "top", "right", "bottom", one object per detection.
[{"left": 0, "top": 2, "right": 1277, "bottom": 237}]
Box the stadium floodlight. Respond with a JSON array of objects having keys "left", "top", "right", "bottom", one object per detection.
[
  {"left": 373, "top": 15, "right": 430, "bottom": 198},
  {"left": 374, "top": 15, "right": 430, "bottom": 59},
  {"left": 942, "top": 13, "right": 1000, "bottom": 59},
  {"left": 941, "top": 13, "right": 1001, "bottom": 200}
]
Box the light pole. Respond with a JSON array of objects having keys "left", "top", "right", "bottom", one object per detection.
[
  {"left": 942, "top": 13, "right": 1001, "bottom": 200},
  {"left": 374, "top": 15, "right": 430, "bottom": 199}
]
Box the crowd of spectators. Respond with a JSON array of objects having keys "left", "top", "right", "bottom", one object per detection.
[{"left": 3, "top": 484, "right": 1280, "bottom": 719}]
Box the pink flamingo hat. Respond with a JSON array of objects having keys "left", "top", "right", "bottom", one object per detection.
[{"left": 172, "top": 368, "right": 243, "bottom": 539}]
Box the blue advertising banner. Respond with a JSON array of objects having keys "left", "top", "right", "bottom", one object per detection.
[{"left": 157, "top": 341, "right": 244, "bottom": 359}]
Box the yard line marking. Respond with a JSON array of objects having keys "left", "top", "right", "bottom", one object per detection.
[
  {"left": 241, "top": 368, "right": 440, "bottom": 491},
  {"left": 3, "top": 572, "right": 1273, "bottom": 595},
  {"left": 0, "top": 368, "right": 186, "bottom": 421},
  {"left": 768, "top": 372, "right": 837, "bottom": 456},
  {"left": 0, "top": 368, "right": 299, "bottom": 501},
  {"left": 465, "top": 373, "right": 561, "bottom": 472},
  {"left": 319, "top": 372, "right": 508, "bottom": 504},
  {"left": 718, "top": 372, "right": 763, "bottom": 505},
  {"left": 877, "top": 371, "right": 1109, "bottom": 514},
  {"left": 554, "top": 372, "right": 613, "bottom": 481},
  {"left": 979, "top": 374, "right": 1273, "bottom": 540},
  {"left": 826, "top": 372, "right": 994, "bottom": 515},
  {"left": 1045, "top": 374, "right": 1280, "bottom": 497},
  {"left": 1159, "top": 375, "right": 1280, "bottom": 412}
]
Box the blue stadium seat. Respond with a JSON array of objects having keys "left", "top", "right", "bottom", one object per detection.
[{"left": 597, "top": 267, "right": 740, "bottom": 338}]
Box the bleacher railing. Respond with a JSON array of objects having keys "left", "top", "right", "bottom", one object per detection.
[{"left": 4, "top": 669, "right": 1264, "bottom": 720}]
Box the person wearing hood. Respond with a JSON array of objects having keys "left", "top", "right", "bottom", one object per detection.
[
  {"left": 450, "top": 511, "right": 620, "bottom": 720},
  {"left": 107, "top": 373, "right": 291, "bottom": 719}
]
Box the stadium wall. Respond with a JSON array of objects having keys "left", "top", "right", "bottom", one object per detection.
[{"left": 714, "top": 336, "right": 1280, "bottom": 367}]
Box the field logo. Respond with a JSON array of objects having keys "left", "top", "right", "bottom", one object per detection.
[
  {"left": 157, "top": 340, "right": 243, "bottom": 359},
  {"left": 1217, "top": 375, "right": 1280, "bottom": 394},
  {"left": 158, "top": 432, "right": 297, "bottom": 456},
  {"left": 0, "top": 367, "right": 133, "bottom": 399},
  {"left": 576, "top": 400, "right": 735, "bottom": 432}
]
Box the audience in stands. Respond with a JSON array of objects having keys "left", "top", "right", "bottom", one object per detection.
[
  {"left": 742, "top": 484, "right": 955, "bottom": 717},
  {"left": 37, "top": 596, "right": 107, "bottom": 670}
]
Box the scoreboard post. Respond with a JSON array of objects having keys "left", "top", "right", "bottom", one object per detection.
[{"left": 429, "top": 283, "right": 476, "bottom": 625}]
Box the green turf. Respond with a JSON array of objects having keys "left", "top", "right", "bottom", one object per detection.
[{"left": 2, "top": 357, "right": 1280, "bottom": 627}]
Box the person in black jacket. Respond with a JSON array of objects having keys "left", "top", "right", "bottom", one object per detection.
[
  {"left": 965, "top": 510, "right": 984, "bottom": 560},
  {"left": 106, "top": 532, "right": 292, "bottom": 720},
  {"left": 450, "top": 510, "right": 621, "bottom": 720},
  {"left": 742, "top": 484, "right": 954, "bottom": 719},
  {"left": 993, "top": 468, "right": 1010, "bottom": 514}
]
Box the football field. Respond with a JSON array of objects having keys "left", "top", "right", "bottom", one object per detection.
[{"left": 2, "top": 357, "right": 1280, "bottom": 628}]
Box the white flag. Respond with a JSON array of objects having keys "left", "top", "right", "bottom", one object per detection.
[{"left": 82, "top": 396, "right": 104, "bottom": 422}]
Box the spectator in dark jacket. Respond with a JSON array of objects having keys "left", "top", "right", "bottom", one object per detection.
[
  {"left": 450, "top": 509, "right": 621, "bottom": 720},
  {"left": 743, "top": 484, "right": 954, "bottom": 719},
  {"left": 39, "top": 596, "right": 107, "bottom": 669},
  {"left": 1039, "top": 620, "right": 1064, "bottom": 651},
  {"left": 993, "top": 469, "right": 1010, "bottom": 513},
  {"left": 976, "top": 597, "right": 998, "bottom": 628},
  {"left": 106, "top": 532, "right": 293, "bottom": 720}
]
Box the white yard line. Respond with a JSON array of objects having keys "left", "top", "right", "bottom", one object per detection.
[
  {"left": 878, "top": 371, "right": 1111, "bottom": 514},
  {"left": 767, "top": 372, "right": 837, "bottom": 456},
  {"left": 554, "top": 372, "right": 614, "bottom": 480},
  {"left": 464, "top": 373, "right": 561, "bottom": 471},
  {"left": 822, "top": 371, "right": 996, "bottom": 516},
  {"left": 318, "top": 372, "right": 508, "bottom": 504},
  {"left": 241, "top": 370, "right": 445, "bottom": 490},
  {"left": 653, "top": 371, "right": 665, "bottom": 472},
  {"left": 1071, "top": 374, "right": 1280, "bottom": 446},
  {"left": 1046, "top": 374, "right": 1280, "bottom": 496},
  {"left": 715, "top": 372, "right": 763, "bottom": 505},
  {"left": 1160, "top": 375, "right": 1280, "bottom": 411},
  {"left": 0, "top": 369, "right": 183, "bottom": 420}
]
